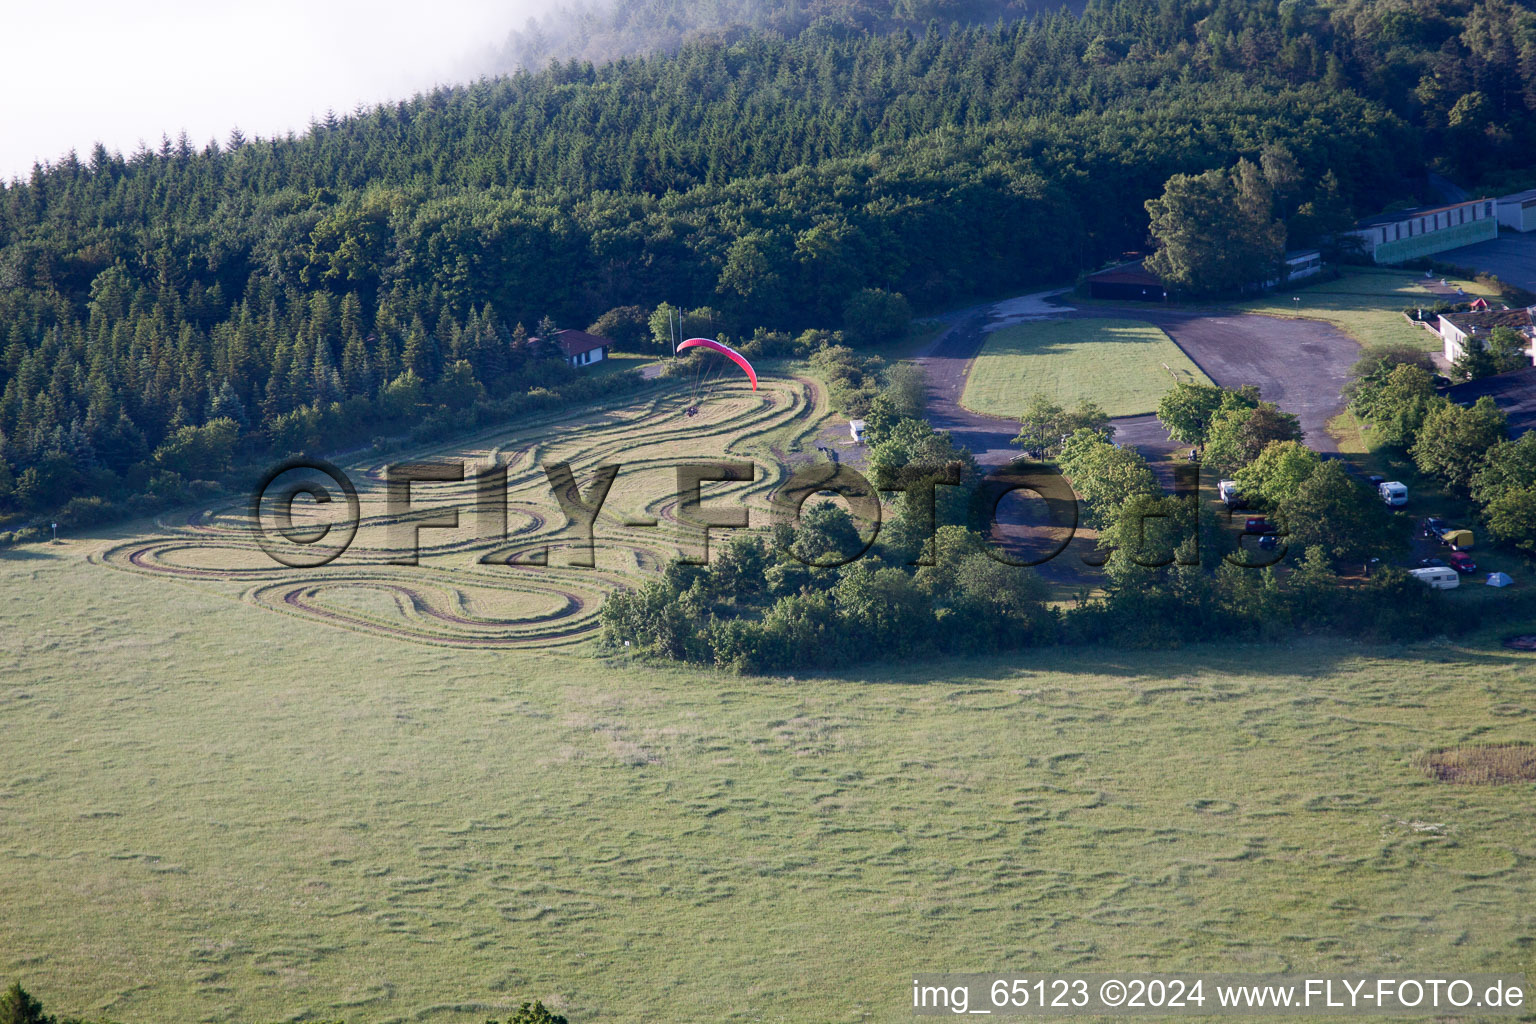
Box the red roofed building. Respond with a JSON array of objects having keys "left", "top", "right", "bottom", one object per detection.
[{"left": 532, "top": 328, "right": 613, "bottom": 368}]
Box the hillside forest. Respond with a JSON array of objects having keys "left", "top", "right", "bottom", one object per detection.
[{"left": 2, "top": 0, "right": 1535, "bottom": 523}]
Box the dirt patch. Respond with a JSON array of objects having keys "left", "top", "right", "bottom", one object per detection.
[
  {"left": 1420, "top": 744, "right": 1536, "bottom": 784},
  {"left": 1503, "top": 634, "right": 1536, "bottom": 651}
]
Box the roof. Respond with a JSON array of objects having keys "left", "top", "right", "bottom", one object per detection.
[
  {"left": 1440, "top": 308, "right": 1536, "bottom": 335},
  {"left": 1354, "top": 199, "right": 1489, "bottom": 229},
  {"left": 1284, "top": 248, "right": 1321, "bottom": 260},
  {"left": 1087, "top": 259, "right": 1163, "bottom": 287},
  {"left": 533, "top": 329, "right": 611, "bottom": 358},
  {"left": 1499, "top": 188, "right": 1536, "bottom": 205}
]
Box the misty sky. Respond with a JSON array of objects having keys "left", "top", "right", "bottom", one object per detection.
[{"left": 0, "top": 0, "right": 541, "bottom": 180}]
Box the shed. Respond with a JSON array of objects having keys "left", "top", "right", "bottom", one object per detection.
[{"left": 1086, "top": 260, "right": 1167, "bottom": 301}]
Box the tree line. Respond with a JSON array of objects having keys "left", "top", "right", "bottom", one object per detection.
[
  {"left": 3, "top": 0, "right": 1533, "bottom": 523},
  {"left": 600, "top": 364, "right": 1525, "bottom": 672}
]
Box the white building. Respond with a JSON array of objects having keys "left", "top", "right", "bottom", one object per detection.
[
  {"left": 1496, "top": 188, "right": 1536, "bottom": 232},
  {"left": 1259, "top": 249, "right": 1323, "bottom": 289},
  {"left": 531, "top": 329, "right": 612, "bottom": 368},
  {"left": 1436, "top": 306, "right": 1536, "bottom": 364},
  {"left": 1343, "top": 199, "right": 1498, "bottom": 263}
]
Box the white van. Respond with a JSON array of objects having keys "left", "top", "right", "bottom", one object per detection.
[
  {"left": 1379, "top": 481, "right": 1408, "bottom": 506},
  {"left": 1410, "top": 566, "right": 1459, "bottom": 590}
]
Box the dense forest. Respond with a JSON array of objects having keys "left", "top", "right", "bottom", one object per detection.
[
  {"left": 2, "top": 0, "right": 1534, "bottom": 522},
  {"left": 491, "top": 0, "right": 1075, "bottom": 70}
]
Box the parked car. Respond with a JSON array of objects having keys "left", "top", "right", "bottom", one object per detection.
[
  {"left": 1418, "top": 557, "right": 1448, "bottom": 569},
  {"left": 1244, "top": 516, "right": 1277, "bottom": 534},
  {"left": 1420, "top": 516, "right": 1447, "bottom": 538},
  {"left": 1257, "top": 534, "right": 1281, "bottom": 550},
  {"left": 1448, "top": 551, "right": 1477, "bottom": 574},
  {"left": 1367, "top": 474, "right": 1386, "bottom": 488}
]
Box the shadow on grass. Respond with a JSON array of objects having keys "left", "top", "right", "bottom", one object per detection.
[
  {"left": 0, "top": 545, "right": 64, "bottom": 561},
  {"left": 756, "top": 628, "right": 1536, "bottom": 688}
]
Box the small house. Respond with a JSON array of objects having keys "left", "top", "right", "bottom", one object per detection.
[{"left": 531, "top": 329, "right": 613, "bottom": 368}]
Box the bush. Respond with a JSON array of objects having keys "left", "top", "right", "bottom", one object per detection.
[
  {"left": 56, "top": 497, "right": 118, "bottom": 529},
  {"left": 494, "top": 1000, "right": 569, "bottom": 1024}
]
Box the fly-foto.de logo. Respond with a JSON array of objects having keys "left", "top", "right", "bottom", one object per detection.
[{"left": 250, "top": 456, "right": 1290, "bottom": 571}]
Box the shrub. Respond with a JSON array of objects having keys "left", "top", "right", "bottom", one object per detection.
[{"left": 56, "top": 496, "right": 118, "bottom": 529}]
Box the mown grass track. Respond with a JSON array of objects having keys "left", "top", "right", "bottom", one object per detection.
[{"left": 91, "top": 374, "right": 827, "bottom": 650}]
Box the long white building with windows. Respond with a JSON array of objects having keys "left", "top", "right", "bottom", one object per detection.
[{"left": 1343, "top": 199, "right": 1498, "bottom": 263}]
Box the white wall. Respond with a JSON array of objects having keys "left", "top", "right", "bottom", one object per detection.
[
  {"left": 1439, "top": 317, "right": 1467, "bottom": 362},
  {"left": 1496, "top": 199, "right": 1536, "bottom": 232}
]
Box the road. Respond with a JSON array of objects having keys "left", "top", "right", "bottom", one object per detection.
[{"left": 1438, "top": 230, "right": 1536, "bottom": 293}]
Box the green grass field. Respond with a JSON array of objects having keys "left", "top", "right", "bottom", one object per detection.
[
  {"left": 1234, "top": 268, "right": 1501, "bottom": 352},
  {"left": 4, "top": 372, "right": 1536, "bottom": 1024},
  {"left": 961, "top": 319, "right": 1211, "bottom": 419}
]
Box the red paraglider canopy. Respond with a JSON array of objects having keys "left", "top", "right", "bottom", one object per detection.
[{"left": 676, "top": 337, "right": 758, "bottom": 391}]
